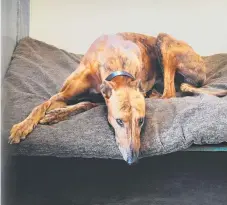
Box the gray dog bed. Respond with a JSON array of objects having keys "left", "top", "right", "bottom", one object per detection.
[{"left": 2, "top": 37, "right": 227, "bottom": 160}]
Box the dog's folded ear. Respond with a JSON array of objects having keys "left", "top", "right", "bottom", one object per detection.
[
  {"left": 130, "top": 79, "right": 146, "bottom": 95},
  {"left": 100, "top": 80, "right": 116, "bottom": 99}
]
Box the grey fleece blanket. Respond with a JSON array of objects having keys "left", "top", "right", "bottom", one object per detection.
[{"left": 2, "top": 37, "right": 227, "bottom": 159}]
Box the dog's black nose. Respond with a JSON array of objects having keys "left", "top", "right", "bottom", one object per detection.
[
  {"left": 126, "top": 151, "right": 139, "bottom": 165},
  {"left": 127, "top": 158, "right": 137, "bottom": 165}
]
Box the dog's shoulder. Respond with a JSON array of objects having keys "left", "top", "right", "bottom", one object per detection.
[{"left": 117, "top": 32, "right": 156, "bottom": 47}]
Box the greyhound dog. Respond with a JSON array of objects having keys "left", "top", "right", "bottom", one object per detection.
[{"left": 8, "top": 33, "right": 227, "bottom": 165}]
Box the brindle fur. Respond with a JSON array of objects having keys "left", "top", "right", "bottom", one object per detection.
[{"left": 9, "top": 32, "right": 227, "bottom": 164}]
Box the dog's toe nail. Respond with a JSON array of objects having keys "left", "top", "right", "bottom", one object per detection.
[{"left": 8, "top": 137, "right": 14, "bottom": 144}]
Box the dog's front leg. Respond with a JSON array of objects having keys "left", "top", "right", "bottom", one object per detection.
[
  {"left": 40, "top": 101, "right": 98, "bottom": 124},
  {"left": 9, "top": 65, "right": 95, "bottom": 144},
  {"left": 161, "top": 55, "right": 177, "bottom": 98}
]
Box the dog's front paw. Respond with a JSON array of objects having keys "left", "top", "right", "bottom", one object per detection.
[
  {"left": 8, "top": 120, "right": 36, "bottom": 144},
  {"left": 148, "top": 90, "right": 162, "bottom": 99},
  {"left": 161, "top": 92, "right": 176, "bottom": 99}
]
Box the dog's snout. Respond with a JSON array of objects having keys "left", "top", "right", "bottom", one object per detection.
[
  {"left": 118, "top": 143, "right": 140, "bottom": 165},
  {"left": 126, "top": 150, "right": 139, "bottom": 165}
]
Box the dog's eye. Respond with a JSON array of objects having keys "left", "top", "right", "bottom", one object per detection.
[
  {"left": 138, "top": 118, "right": 144, "bottom": 126},
  {"left": 116, "top": 119, "right": 124, "bottom": 127}
]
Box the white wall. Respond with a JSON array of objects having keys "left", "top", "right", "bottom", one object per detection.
[
  {"left": 1, "top": 0, "right": 18, "bottom": 80},
  {"left": 30, "top": 0, "right": 227, "bottom": 56},
  {"left": 1, "top": 0, "right": 29, "bottom": 80}
]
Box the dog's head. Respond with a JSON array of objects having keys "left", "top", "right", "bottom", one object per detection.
[{"left": 100, "top": 79, "right": 145, "bottom": 165}]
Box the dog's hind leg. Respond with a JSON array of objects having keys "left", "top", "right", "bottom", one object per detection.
[
  {"left": 180, "top": 83, "right": 227, "bottom": 97},
  {"left": 40, "top": 101, "right": 97, "bottom": 124},
  {"left": 9, "top": 64, "right": 96, "bottom": 144}
]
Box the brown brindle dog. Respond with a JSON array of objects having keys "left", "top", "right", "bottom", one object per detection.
[{"left": 8, "top": 33, "right": 227, "bottom": 165}]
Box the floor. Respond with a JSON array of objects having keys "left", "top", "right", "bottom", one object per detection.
[{"left": 3, "top": 152, "right": 227, "bottom": 205}]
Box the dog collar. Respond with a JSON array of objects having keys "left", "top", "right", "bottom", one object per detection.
[{"left": 105, "top": 71, "right": 135, "bottom": 81}]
